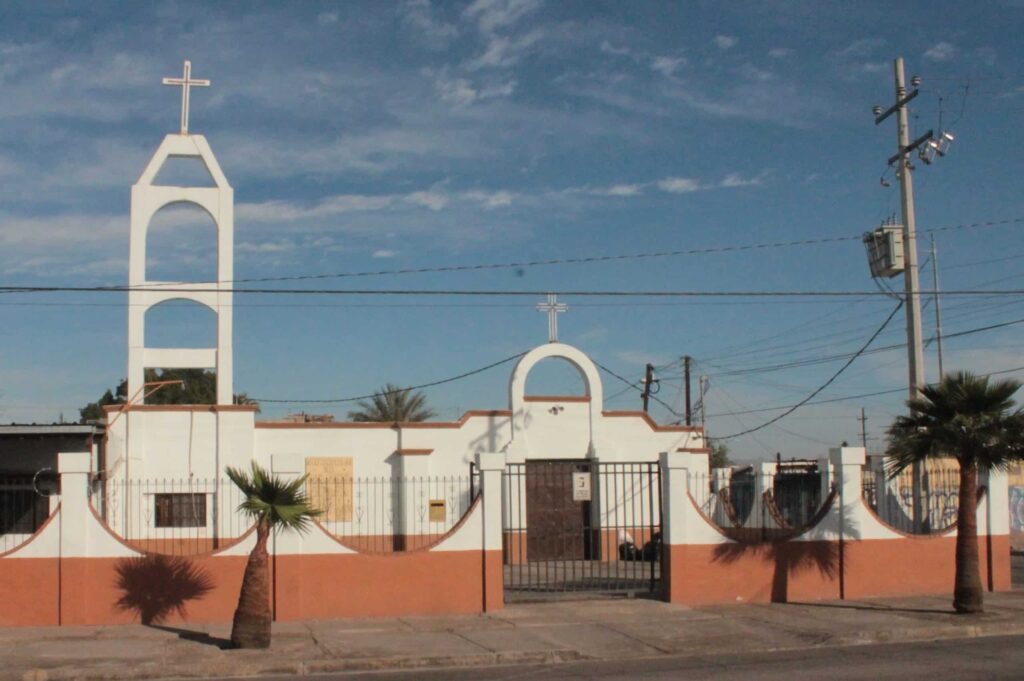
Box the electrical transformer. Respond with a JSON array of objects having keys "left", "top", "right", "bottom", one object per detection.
[{"left": 863, "top": 225, "right": 905, "bottom": 278}]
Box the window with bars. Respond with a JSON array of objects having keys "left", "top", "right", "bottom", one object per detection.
[{"left": 154, "top": 493, "right": 207, "bottom": 528}]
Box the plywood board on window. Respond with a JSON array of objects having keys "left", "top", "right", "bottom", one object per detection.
[{"left": 305, "top": 457, "right": 354, "bottom": 522}]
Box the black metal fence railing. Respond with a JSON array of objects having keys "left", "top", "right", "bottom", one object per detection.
[
  {"left": 307, "top": 475, "right": 477, "bottom": 553},
  {"left": 1, "top": 475, "right": 58, "bottom": 554},
  {"left": 690, "top": 466, "right": 828, "bottom": 543},
  {"left": 502, "top": 461, "right": 661, "bottom": 599},
  {"left": 94, "top": 478, "right": 250, "bottom": 556},
  {"left": 862, "top": 466, "right": 961, "bottom": 534}
]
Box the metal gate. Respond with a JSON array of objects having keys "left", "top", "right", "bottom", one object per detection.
[{"left": 502, "top": 460, "right": 661, "bottom": 600}]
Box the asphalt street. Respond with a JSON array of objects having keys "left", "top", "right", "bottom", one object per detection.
[{"left": 222, "top": 634, "right": 1024, "bottom": 681}]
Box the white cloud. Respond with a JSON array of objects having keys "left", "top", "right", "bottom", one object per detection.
[
  {"left": 837, "top": 38, "right": 885, "bottom": 58},
  {"left": 924, "top": 42, "right": 957, "bottom": 62},
  {"left": 438, "top": 77, "right": 479, "bottom": 106},
  {"left": 237, "top": 240, "right": 296, "bottom": 253},
  {"left": 237, "top": 195, "right": 396, "bottom": 223},
  {"left": 462, "top": 189, "right": 515, "bottom": 207},
  {"left": 713, "top": 35, "right": 738, "bottom": 50},
  {"left": 599, "top": 184, "right": 643, "bottom": 197},
  {"left": 651, "top": 56, "right": 685, "bottom": 77},
  {"left": 405, "top": 190, "right": 450, "bottom": 210},
  {"left": 316, "top": 11, "right": 339, "bottom": 26},
  {"left": 400, "top": 0, "right": 458, "bottom": 47},
  {"left": 861, "top": 61, "right": 888, "bottom": 73},
  {"left": 737, "top": 64, "right": 774, "bottom": 82},
  {"left": 0, "top": 211, "right": 124, "bottom": 248},
  {"left": 657, "top": 177, "right": 701, "bottom": 193},
  {"left": 436, "top": 74, "right": 516, "bottom": 106},
  {"left": 464, "top": 0, "right": 542, "bottom": 33},
  {"left": 719, "top": 172, "right": 762, "bottom": 188},
  {"left": 600, "top": 40, "right": 631, "bottom": 57},
  {"left": 467, "top": 29, "right": 543, "bottom": 69},
  {"left": 768, "top": 47, "right": 793, "bottom": 59},
  {"left": 372, "top": 249, "right": 397, "bottom": 258}
]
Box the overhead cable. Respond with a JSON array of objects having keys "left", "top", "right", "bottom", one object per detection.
[
  {"left": 251, "top": 351, "right": 527, "bottom": 404},
  {"left": 716, "top": 302, "right": 904, "bottom": 440}
]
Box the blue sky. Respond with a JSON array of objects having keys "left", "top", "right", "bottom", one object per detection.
[{"left": 2, "top": 1, "right": 1023, "bottom": 461}]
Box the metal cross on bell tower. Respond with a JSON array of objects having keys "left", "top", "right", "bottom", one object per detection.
[
  {"left": 162, "top": 60, "right": 211, "bottom": 135},
  {"left": 536, "top": 293, "right": 568, "bottom": 343}
]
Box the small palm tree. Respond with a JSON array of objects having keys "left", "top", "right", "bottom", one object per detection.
[
  {"left": 347, "top": 383, "right": 436, "bottom": 422},
  {"left": 886, "top": 371, "right": 1024, "bottom": 614},
  {"left": 225, "top": 463, "right": 321, "bottom": 648}
]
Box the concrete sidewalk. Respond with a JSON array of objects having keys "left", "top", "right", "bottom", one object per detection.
[{"left": 7, "top": 591, "right": 1024, "bottom": 681}]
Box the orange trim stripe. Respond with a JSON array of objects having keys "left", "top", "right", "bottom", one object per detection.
[{"left": 523, "top": 395, "right": 591, "bottom": 403}]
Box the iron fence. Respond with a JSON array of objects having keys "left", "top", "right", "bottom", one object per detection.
[
  {"left": 503, "top": 461, "right": 661, "bottom": 599},
  {"left": 690, "top": 464, "right": 828, "bottom": 542},
  {"left": 308, "top": 475, "right": 477, "bottom": 552},
  {"left": 862, "top": 466, "right": 960, "bottom": 534},
  {"left": 95, "top": 478, "right": 250, "bottom": 556},
  {"left": 1, "top": 474, "right": 58, "bottom": 554}
]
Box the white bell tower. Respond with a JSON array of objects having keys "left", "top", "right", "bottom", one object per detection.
[{"left": 127, "top": 61, "right": 233, "bottom": 404}]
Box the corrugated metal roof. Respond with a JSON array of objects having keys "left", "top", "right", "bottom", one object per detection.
[{"left": 0, "top": 425, "right": 101, "bottom": 435}]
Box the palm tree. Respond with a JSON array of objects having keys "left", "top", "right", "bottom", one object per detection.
[
  {"left": 886, "top": 371, "right": 1024, "bottom": 614},
  {"left": 347, "top": 383, "right": 436, "bottom": 422},
  {"left": 225, "top": 463, "right": 321, "bottom": 648}
]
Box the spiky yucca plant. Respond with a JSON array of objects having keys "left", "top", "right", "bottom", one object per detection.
[
  {"left": 887, "top": 371, "right": 1024, "bottom": 614},
  {"left": 225, "top": 463, "right": 321, "bottom": 648}
]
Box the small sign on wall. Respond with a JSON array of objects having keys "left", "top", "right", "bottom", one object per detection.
[{"left": 572, "top": 471, "right": 591, "bottom": 501}]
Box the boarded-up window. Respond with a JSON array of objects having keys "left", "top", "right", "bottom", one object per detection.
[
  {"left": 305, "top": 457, "right": 354, "bottom": 521},
  {"left": 154, "top": 493, "right": 207, "bottom": 528}
]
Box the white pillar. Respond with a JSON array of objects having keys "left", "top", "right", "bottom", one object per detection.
[
  {"left": 58, "top": 452, "right": 93, "bottom": 557},
  {"left": 476, "top": 451, "right": 506, "bottom": 611},
  {"left": 271, "top": 454, "right": 304, "bottom": 554},
  {"left": 397, "top": 452, "right": 431, "bottom": 547}
]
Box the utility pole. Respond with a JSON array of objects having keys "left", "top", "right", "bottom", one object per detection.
[
  {"left": 641, "top": 363, "right": 655, "bottom": 414},
  {"left": 683, "top": 355, "right": 692, "bottom": 426},
  {"left": 858, "top": 408, "right": 869, "bottom": 450},
  {"left": 874, "top": 57, "right": 930, "bottom": 533},
  {"left": 931, "top": 234, "right": 945, "bottom": 379},
  {"left": 699, "top": 375, "right": 708, "bottom": 432}
]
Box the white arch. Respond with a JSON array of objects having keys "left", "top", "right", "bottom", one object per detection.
[
  {"left": 144, "top": 298, "right": 218, "bottom": 347},
  {"left": 142, "top": 200, "right": 219, "bottom": 282},
  {"left": 506, "top": 342, "right": 604, "bottom": 459}
]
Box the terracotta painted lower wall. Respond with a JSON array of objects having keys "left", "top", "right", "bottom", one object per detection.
[
  {"left": 274, "top": 549, "right": 503, "bottom": 621},
  {"left": 0, "top": 554, "right": 246, "bottom": 627},
  {"left": 0, "top": 548, "right": 503, "bottom": 627},
  {"left": 665, "top": 534, "right": 1011, "bottom": 606},
  {"left": 0, "top": 558, "right": 60, "bottom": 626}
]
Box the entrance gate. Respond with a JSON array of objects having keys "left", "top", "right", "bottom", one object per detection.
[{"left": 502, "top": 461, "right": 661, "bottom": 600}]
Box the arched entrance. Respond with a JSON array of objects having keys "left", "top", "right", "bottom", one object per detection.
[{"left": 502, "top": 343, "right": 661, "bottom": 600}]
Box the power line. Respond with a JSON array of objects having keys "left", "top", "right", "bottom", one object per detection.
[
  {"left": 716, "top": 302, "right": 904, "bottom": 440},
  {"left": 593, "top": 360, "right": 683, "bottom": 417},
  {"left": 3, "top": 217, "right": 1022, "bottom": 295},
  {"left": 703, "top": 315, "right": 1024, "bottom": 378},
  {"left": 2, "top": 284, "right": 1023, "bottom": 298},
  {"left": 120, "top": 215, "right": 1024, "bottom": 287},
  {"left": 705, "top": 365, "right": 1024, "bottom": 418},
  {"left": 251, "top": 351, "right": 527, "bottom": 404}
]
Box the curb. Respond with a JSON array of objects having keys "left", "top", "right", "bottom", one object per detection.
[{"left": 15, "top": 621, "right": 1024, "bottom": 681}]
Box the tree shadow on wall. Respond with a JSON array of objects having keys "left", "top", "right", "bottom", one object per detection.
[
  {"left": 712, "top": 489, "right": 859, "bottom": 603},
  {"left": 114, "top": 554, "right": 226, "bottom": 646}
]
